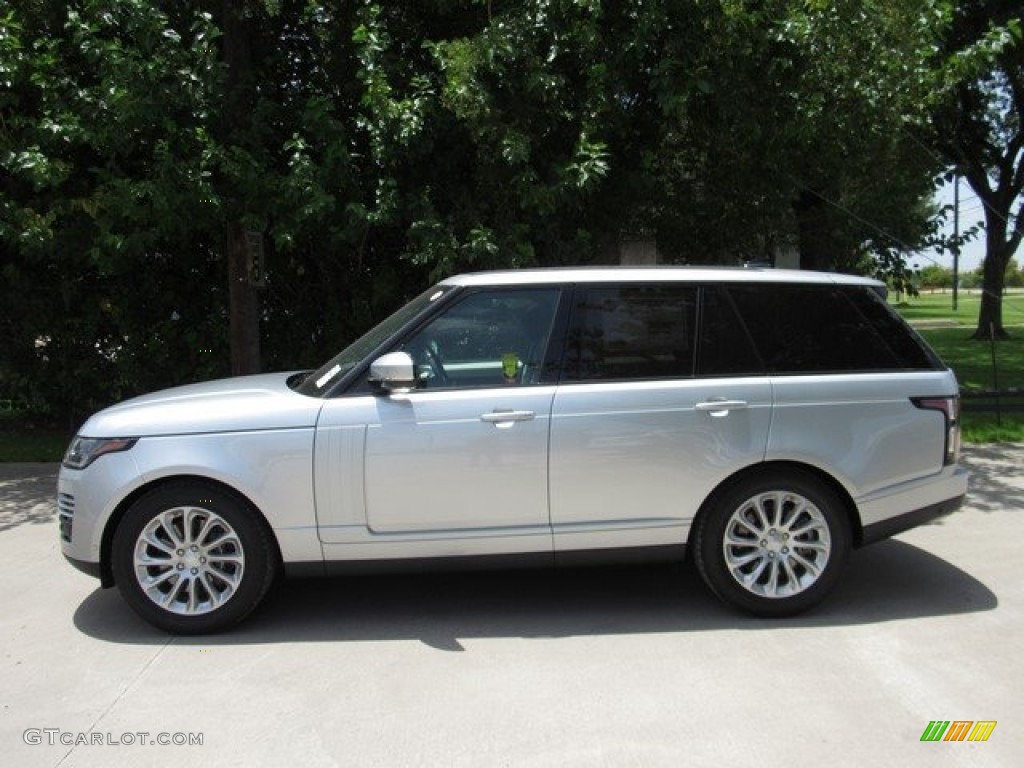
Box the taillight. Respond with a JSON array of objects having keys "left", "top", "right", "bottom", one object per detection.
[{"left": 912, "top": 396, "right": 960, "bottom": 466}]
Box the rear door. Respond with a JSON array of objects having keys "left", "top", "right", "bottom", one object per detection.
[{"left": 548, "top": 284, "right": 772, "bottom": 552}]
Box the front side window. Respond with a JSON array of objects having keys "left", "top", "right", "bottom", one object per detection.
[
  {"left": 564, "top": 285, "right": 698, "bottom": 382},
  {"left": 296, "top": 284, "right": 454, "bottom": 396},
  {"left": 400, "top": 288, "right": 562, "bottom": 389}
]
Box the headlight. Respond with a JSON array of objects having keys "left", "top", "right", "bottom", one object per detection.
[{"left": 62, "top": 436, "right": 138, "bottom": 469}]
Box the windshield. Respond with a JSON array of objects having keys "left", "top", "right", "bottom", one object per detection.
[{"left": 295, "top": 284, "right": 454, "bottom": 396}]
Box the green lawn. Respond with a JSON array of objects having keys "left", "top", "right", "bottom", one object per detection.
[
  {"left": 893, "top": 291, "right": 989, "bottom": 324},
  {"left": 895, "top": 289, "right": 1024, "bottom": 328},
  {"left": 956, "top": 414, "right": 1024, "bottom": 443},
  {"left": 897, "top": 292, "right": 1024, "bottom": 442},
  {"left": 896, "top": 291, "right": 1024, "bottom": 392},
  {"left": 915, "top": 327, "right": 1024, "bottom": 391},
  {"left": 0, "top": 426, "right": 69, "bottom": 462}
]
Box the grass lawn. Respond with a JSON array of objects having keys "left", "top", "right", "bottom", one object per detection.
[
  {"left": 0, "top": 425, "right": 69, "bottom": 462},
  {"left": 956, "top": 413, "right": 1024, "bottom": 443},
  {"left": 893, "top": 290, "right": 989, "bottom": 324},
  {"left": 897, "top": 291, "right": 1024, "bottom": 442},
  {"left": 895, "top": 289, "right": 1024, "bottom": 329},
  {"left": 915, "top": 327, "right": 1024, "bottom": 391},
  {"left": 896, "top": 290, "right": 1024, "bottom": 391}
]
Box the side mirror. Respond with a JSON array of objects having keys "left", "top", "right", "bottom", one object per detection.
[{"left": 369, "top": 351, "right": 417, "bottom": 393}]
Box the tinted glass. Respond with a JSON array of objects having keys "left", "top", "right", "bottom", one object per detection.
[
  {"left": 565, "top": 285, "right": 698, "bottom": 381},
  {"left": 401, "top": 288, "right": 561, "bottom": 389},
  {"left": 696, "top": 287, "right": 764, "bottom": 376},
  {"left": 727, "top": 284, "right": 922, "bottom": 373},
  {"left": 845, "top": 288, "right": 940, "bottom": 370}
]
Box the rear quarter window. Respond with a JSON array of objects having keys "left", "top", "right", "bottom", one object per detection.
[
  {"left": 844, "top": 288, "right": 942, "bottom": 370},
  {"left": 727, "top": 284, "right": 940, "bottom": 374}
]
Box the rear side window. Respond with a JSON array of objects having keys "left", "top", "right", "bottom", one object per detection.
[
  {"left": 844, "top": 288, "right": 941, "bottom": 370},
  {"left": 565, "top": 285, "right": 698, "bottom": 381},
  {"left": 727, "top": 284, "right": 938, "bottom": 374}
]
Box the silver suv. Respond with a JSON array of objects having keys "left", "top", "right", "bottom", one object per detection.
[{"left": 59, "top": 268, "right": 967, "bottom": 633}]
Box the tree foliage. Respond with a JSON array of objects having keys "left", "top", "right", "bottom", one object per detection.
[
  {"left": 0, "top": 0, "right": 1004, "bottom": 425},
  {"left": 926, "top": 0, "right": 1024, "bottom": 338},
  {"left": 1, "top": 1, "right": 224, "bottom": 424}
]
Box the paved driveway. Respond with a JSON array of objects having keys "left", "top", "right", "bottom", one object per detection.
[{"left": 1, "top": 447, "right": 1021, "bottom": 767}]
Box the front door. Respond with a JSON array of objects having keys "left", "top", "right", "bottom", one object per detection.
[{"left": 363, "top": 287, "right": 563, "bottom": 537}]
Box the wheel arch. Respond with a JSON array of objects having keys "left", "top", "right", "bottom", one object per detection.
[
  {"left": 98, "top": 474, "right": 282, "bottom": 588},
  {"left": 691, "top": 461, "right": 864, "bottom": 552}
]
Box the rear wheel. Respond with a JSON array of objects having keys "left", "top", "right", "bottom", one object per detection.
[
  {"left": 111, "top": 482, "right": 276, "bottom": 634},
  {"left": 693, "top": 470, "right": 851, "bottom": 617}
]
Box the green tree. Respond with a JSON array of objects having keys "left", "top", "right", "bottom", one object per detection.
[
  {"left": 1005, "top": 257, "right": 1024, "bottom": 287},
  {"left": 919, "top": 264, "right": 955, "bottom": 289},
  {"left": 0, "top": 1, "right": 431, "bottom": 421},
  {"left": 1, "top": 0, "right": 997, "bottom": 426},
  {"left": 1, "top": 0, "right": 226, "bottom": 424},
  {"left": 928, "top": 0, "right": 1023, "bottom": 339},
  {"left": 359, "top": 0, "right": 948, "bottom": 274}
]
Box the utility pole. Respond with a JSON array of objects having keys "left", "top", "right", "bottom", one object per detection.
[{"left": 952, "top": 173, "right": 960, "bottom": 312}]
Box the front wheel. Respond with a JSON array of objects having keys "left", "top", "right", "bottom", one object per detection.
[
  {"left": 111, "top": 482, "right": 277, "bottom": 634},
  {"left": 693, "top": 470, "right": 851, "bottom": 617}
]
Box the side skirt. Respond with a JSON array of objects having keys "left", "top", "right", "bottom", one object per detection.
[{"left": 283, "top": 544, "right": 688, "bottom": 579}]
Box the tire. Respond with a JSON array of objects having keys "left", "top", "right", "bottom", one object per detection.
[
  {"left": 693, "top": 469, "right": 851, "bottom": 617},
  {"left": 111, "top": 482, "right": 277, "bottom": 634}
]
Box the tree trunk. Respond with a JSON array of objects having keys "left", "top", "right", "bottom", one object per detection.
[
  {"left": 970, "top": 196, "right": 1013, "bottom": 340},
  {"left": 227, "top": 223, "right": 261, "bottom": 374},
  {"left": 971, "top": 249, "right": 1010, "bottom": 340},
  {"left": 793, "top": 189, "right": 836, "bottom": 272},
  {"left": 222, "top": 0, "right": 261, "bottom": 373}
]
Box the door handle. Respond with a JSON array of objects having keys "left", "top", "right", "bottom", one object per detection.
[
  {"left": 481, "top": 409, "right": 536, "bottom": 426},
  {"left": 695, "top": 399, "right": 748, "bottom": 417}
]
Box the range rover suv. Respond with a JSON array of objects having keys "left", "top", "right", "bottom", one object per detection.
[{"left": 59, "top": 268, "right": 968, "bottom": 633}]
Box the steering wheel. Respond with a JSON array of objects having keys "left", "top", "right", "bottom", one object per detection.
[{"left": 421, "top": 343, "right": 450, "bottom": 387}]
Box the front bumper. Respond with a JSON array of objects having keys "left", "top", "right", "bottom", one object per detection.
[
  {"left": 58, "top": 451, "right": 144, "bottom": 586},
  {"left": 62, "top": 553, "right": 108, "bottom": 584}
]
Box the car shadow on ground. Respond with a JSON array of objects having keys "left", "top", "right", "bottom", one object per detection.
[{"left": 73, "top": 538, "right": 996, "bottom": 650}]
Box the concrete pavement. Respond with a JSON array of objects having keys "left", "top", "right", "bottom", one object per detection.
[{"left": 0, "top": 447, "right": 1021, "bottom": 767}]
